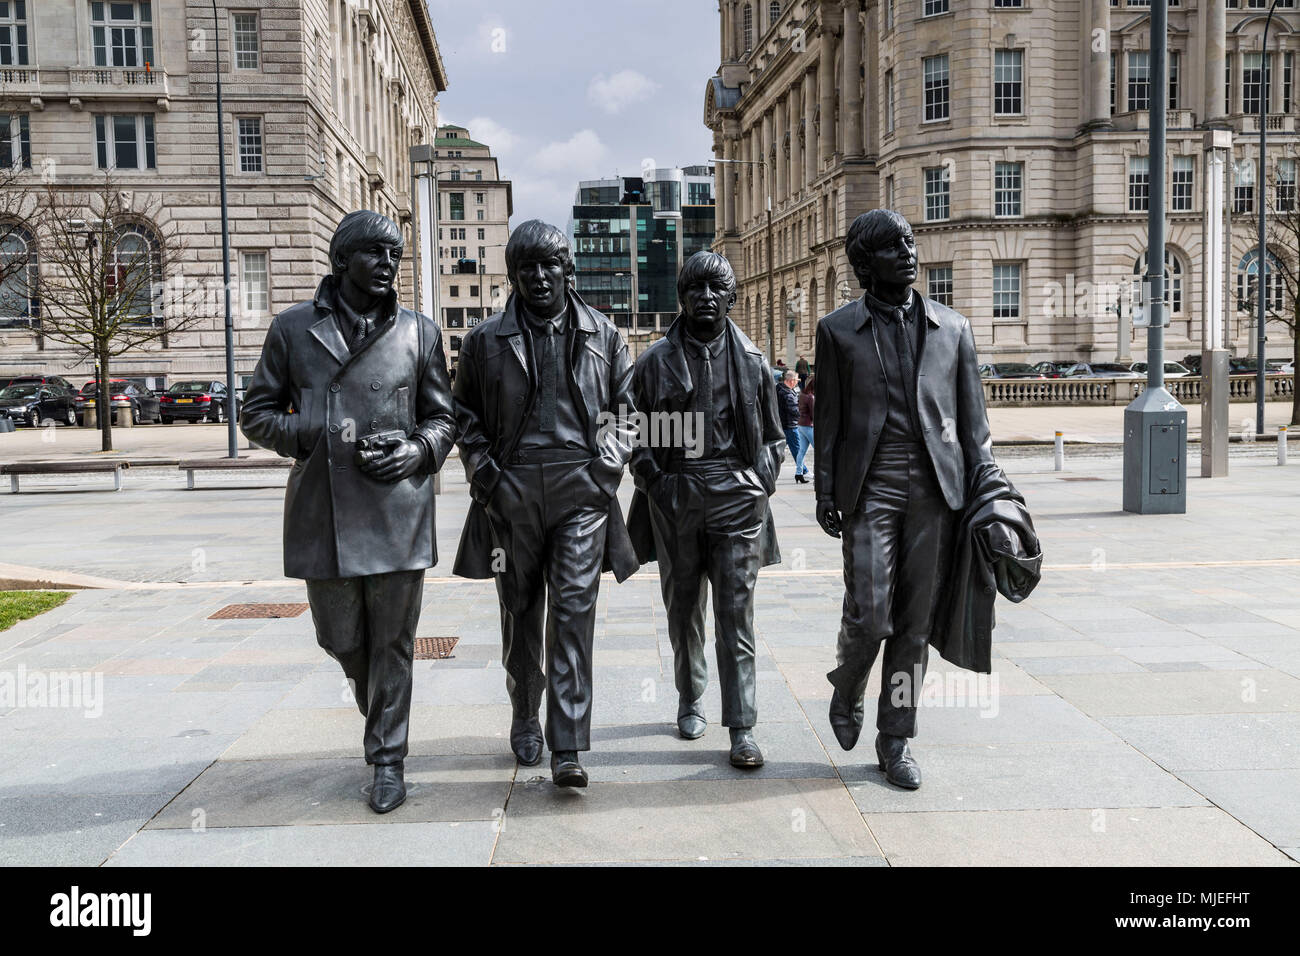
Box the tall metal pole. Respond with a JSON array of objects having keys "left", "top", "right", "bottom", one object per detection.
[
  {"left": 1257, "top": 0, "right": 1280, "bottom": 436},
  {"left": 1122, "top": 0, "right": 1186, "bottom": 513},
  {"left": 213, "top": 1, "right": 237, "bottom": 457},
  {"left": 766, "top": 196, "right": 774, "bottom": 364}
]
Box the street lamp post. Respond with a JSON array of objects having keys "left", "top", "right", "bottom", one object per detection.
[
  {"left": 211, "top": 0, "right": 237, "bottom": 458},
  {"left": 1256, "top": 0, "right": 1282, "bottom": 437},
  {"left": 407, "top": 149, "right": 479, "bottom": 327},
  {"left": 1122, "top": 0, "right": 1187, "bottom": 513},
  {"left": 711, "top": 157, "right": 776, "bottom": 362}
]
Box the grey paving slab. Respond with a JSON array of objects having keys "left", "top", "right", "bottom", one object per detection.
[
  {"left": 580, "top": 720, "right": 835, "bottom": 782},
  {"left": 0, "top": 734, "right": 236, "bottom": 795},
  {"left": 1012, "top": 656, "right": 1148, "bottom": 675},
  {"left": 491, "top": 777, "right": 878, "bottom": 864},
  {"left": 841, "top": 742, "right": 1208, "bottom": 813},
  {"left": 223, "top": 704, "right": 516, "bottom": 760},
  {"left": 0, "top": 792, "right": 174, "bottom": 865},
  {"left": 105, "top": 820, "right": 500, "bottom": 866},
  {"left": 864, "top": 807, "right": 1297, "bottom": 866},
  {"left": 1039, "top": 669, "right": 1300, "bottom": 716},
  {"left": 1176, "top": 770, "right": 1300, "bottom": 849},
  {"left": 147, "top": 755, "right": 515, "bottom": 829},
  {"left": 1100, "top": 714, "right": 1300, "bottom": 771}
]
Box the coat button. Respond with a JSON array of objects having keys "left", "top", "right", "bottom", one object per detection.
[
  {"left": 369, "top": 420, "right": 379, "bottom": 430},
  {"left": 370, "top": 381, "right": 381, "bottom": 390},
  {"left": 329, "top": 383, "right": 340, "bottom": 393},
  {"left": 984, "top": 585, "right": 995, "bottom": 594},
  {"left": 515, "top": 395, "right": 524, "bottom": 404},
  {"left": 329, "top": 424, "right": 340, "bottom": 434}
]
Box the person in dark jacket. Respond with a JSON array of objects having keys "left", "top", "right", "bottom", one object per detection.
[
  {"left": 241, "top": 210, "right": 458, "bottom": 814},
  {"left": 814, "top": 208, "right": 1017, "bottom": 790},
  {"left": 626, "top": 251, "right": 785, "bottom": 768},
  {"left": 776, "top": 369, "right": 801, "bottom": 473},
  {"left": 794, "top": 373, "right": 815, "bottom": 483},
  {"left": 451, "top": 220, "right": 639, "bottom": 788}
]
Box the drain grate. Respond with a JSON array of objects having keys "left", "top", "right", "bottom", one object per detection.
[
  {"left": 209, "top": 602, "right": 309, "bottom": 620},
  {"left": 1056, "top": 476, "right": 1105, "bottom": 481},
  {"left": 414, "top": 636, "right": 459, "bottom": 660}
]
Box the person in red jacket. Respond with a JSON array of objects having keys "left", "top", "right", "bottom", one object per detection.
[{"left": 794, "top": 374, "right": 815, "bottom": 483}]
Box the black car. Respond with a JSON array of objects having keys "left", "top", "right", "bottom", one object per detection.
[
  {"left": 75, "top": 380, "right": 162, "bottom": 425},
  {"left": 159, "top": 380, "right": 241, "bottom": 423},
  {"left": 0, "top": 382, "right": 80, "bottom": 427},
  {"left": 0, "top": 373, "right": 77, "bottom": 392},
  {"left": 979, "top": 362, "right": 1046, "bottom": 379}
]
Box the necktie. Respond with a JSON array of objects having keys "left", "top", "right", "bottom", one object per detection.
[
  {"left": 349, "top": 315, "right": 370, "bottom": 354},
  {"left": 893, "top": 308, "right": 921, "bottom": 434},
  {"left": 539, "top": 322, "right": 557, "bottom": 432},
  {"left": 697, "top": 343, "right": 714, "bottom": 459}
]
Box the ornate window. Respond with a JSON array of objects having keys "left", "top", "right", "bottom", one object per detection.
[
  {"left": 742, "top": 4, "right": 753, "bottom": 53},
  {"left": 994, "top": 162, "right": 1023, "bottom": 217},
  {"left": 1128, "top": 155, "right": 1150, "bottom": 212},
  {"left": 1237, "top": 250, "right": 1284, "bottom": 313},
  {"left": 107, "top": 224, "right": 162, "bottom": 325},
  {"left": 0, "top": 223, "right": 38, "bottom": 327},
  {"left": 90, "top": 1, "right": 154, "bottom": 69},
  {"left": 1135, "top": 247, "right": 1184, "bottom": 315},
  {"left": 0, "top": 1, "right": 29, "bottom": 66},
  {"left": 923, "top": 55, "right": 949, "bottom": 122},
  {"left": 768, "top": 1, "right": 781, "bottom": 28},
  {"left": 993, "top": 49, "right": 1024, "bottom": 116}
]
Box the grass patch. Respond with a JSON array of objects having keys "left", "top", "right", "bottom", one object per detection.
[{"left": 0, "top": 591, "right": 72, "bottom": 632}]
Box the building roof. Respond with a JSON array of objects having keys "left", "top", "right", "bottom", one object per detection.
[{"left": 408, "top": 0, "right": 448, "bottom": 92}]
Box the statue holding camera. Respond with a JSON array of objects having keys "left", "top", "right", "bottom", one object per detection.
[{"left": 241, "top": 210, "right": 457, "bottom": 814}]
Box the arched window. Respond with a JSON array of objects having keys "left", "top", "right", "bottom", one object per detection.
[
  {"left": 0, "top": 224, "right": 38, "bottom": 327},
  {"left": 1134, "top": 246, "right": 1184, "bottom": 315},
  {"left": 807, "top": 276, "right": 819, "bottom": 331},
  {"left": 742, "top": 4, "right": 754, "bottom": 53},
  {"left": 108, "top": 224, "right": 163, "bottom": 326},
  {"left": 1237, "top": 249, "right": 1285, "bottom": 312},
  {"left": 769, "top": 1, "right": 782, "bottom": 28}
]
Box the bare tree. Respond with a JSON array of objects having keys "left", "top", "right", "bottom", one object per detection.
[
  {"left": 1260, "top": 158, "right": 1300, "bottom": 426},
  {"left": 0, "top": 158, "right": 39, "bottom": 325},
  {"left": 28, "top": 175, "right": 207, "bottom": 450}
]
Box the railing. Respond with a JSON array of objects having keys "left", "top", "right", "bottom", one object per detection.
[
  {"left": 984, "top": 373, "right": 1295, "bottom": 407},
  {"left": 0, "top": 67, "right": 171, "bottom": 100}
]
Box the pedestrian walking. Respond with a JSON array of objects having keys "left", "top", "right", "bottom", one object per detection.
[{"left": 795, "top": 373, "right": 814, "bottom": 483}]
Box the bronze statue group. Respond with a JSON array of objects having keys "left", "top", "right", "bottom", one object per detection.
[{"left": 241, "top": 209, "right": 1041, "bottom": 814}]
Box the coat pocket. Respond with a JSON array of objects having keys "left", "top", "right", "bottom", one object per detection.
[{"left": 294, "top": 386, "right": 319, "bottom": 459}]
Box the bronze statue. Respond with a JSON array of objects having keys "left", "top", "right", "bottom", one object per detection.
[
  {"left": 626, "top": 251, "right": 784, "bottom": 768},
  {"left": 241, "top": 210, "right": 457, "bottom": 813},
  {"left": 813, "top": 209, "right": 1038, "bottom": 789},
  {"left": 451, "top": 219, "right": 639, "bottom": 787}
]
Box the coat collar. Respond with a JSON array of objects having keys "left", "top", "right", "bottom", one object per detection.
[
  {"left": 309, "top": 275, "right": 399, "bottom": 367},
  {"left": 854, "top": 289, "right": 941, "bottom": 332},
  {"left": 496, "top": 288, "right": 598, "bottom": 337}
]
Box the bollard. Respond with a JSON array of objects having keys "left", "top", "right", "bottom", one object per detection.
[
  {"left": 1280, "top": 426, "right": 1289, "bottom": 466},
  {"left": 1054, "top": 431, "right": 1064, "bottom": 472}
]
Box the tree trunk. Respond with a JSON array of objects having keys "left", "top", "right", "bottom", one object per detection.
[
  {"left": 98, "top": 342, "right": 113, "bottom": 452},
  {"left": 1292, "top": 308, "right": 1299, "bottom": 426}
]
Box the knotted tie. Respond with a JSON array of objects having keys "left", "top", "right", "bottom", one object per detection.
[
  {"left": 349, "top": 315, "right": 372, "bottom": 354},
  {"left": 539, "top": 323, "right": 557, "bottom": 432},
  {"left": 696, "top": 343, "right": 714, "bottom": 459},
  {"left": 892, "top": 305, "right": 922, "bottom": 434}
]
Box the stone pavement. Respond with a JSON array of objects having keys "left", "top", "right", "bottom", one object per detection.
[{"left": 0, "top": 445, "right": 1297, "bottom": 866}]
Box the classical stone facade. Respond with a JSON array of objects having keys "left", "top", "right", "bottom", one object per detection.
[
  {"left": 706, "top": 0, "right": 1299, "bottom": 365},
  {"left": 429, "top": 124, "right": 513, "bottom": 367},
  {"left": 0, "top": 0, "right": 447, "bottom": 387}
]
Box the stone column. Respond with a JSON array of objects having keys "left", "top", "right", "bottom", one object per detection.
[
  {"left": 1202, "top": 0, "right": 1227, "bottom": 125},
  {"left": 842, "top": 0, "right": 863, "bottom": 157},
  {"left": 1085, "top": 0, "right": 1112, "bottom": 128},
  {"left": 818, "top": 0, "right": 838, "bottom": 166},
  {"left": 788, "top": 85, "right": 802, "bottom": 193},
  {"left": 864, "top": 2, "right": 878, "bottom": 157},
  {"left": 761, "top": 109, "right": 773, "bottom": 211},
  {"left": 774, "top": 98, "right": 787, "bottom": 202},
  {"left": 803, "top": 69, "right": 818, "bottom": 183},
  {"left": 751, "top": 128, "right": 762, "bottom": 219},
  {"left": 723, "top": 130, "right": 738, "bottom": 233}
]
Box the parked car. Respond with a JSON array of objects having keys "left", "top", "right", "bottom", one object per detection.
[
  {"left": 1279, "top": 360, "right": 1295, "bottom": 375},
  {"left": 1129, "top": 361, "right": 1192, "bottom": 378},
  {"left": 0, "top": 373, "right": 77, "bottom": 392},
  {"left": 159, "top": 380, "right": 241, "bottom": 424},
  {"left": 0, "top": 383, "right": 79, "bottom": 427},
  {"left": 1032, "top": 361, "right": 1068, "bottom": 378},
  {"left": 1178, "top": 354, "right": 1203, "bottom": 374},
  {"left": 1059, "top": 362, "right": 1143, "bottom": 379},
  {"left": 75, "top": 380, "right": 162, "bottom": 425},
  {"left": 978, "top": 363, "right": 1047, "bottom": 379}
]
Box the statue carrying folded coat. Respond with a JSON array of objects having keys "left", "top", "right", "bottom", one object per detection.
[{"left": 813, "top": 208, "right": 1041, "bottom": 790}]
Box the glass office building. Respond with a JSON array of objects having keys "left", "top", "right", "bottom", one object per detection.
[{"left": 569, "top": 166, "right": 714, "bottom": 349}]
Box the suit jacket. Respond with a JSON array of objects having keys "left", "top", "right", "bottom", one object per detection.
[
  {"left": 813, "top": 292, "right": 994, "bottom": 514},
  {"left": 240, "top": 276, "right": 458, "bottom": 580},
  {"left": 930, "top": 460, "right": 1042, "bottom": 673},
  {"left": 451, "top": 288, "right": 639, "bottom": 582},
  {"left": 625, "top": 315, "right": 785, "bottom": 566}
]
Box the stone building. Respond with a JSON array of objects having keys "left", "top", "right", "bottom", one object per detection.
[
  {"left": 705, "top": 0, "right": 1299, "bottom": 365},
  {"left": 0, "top": 0, "right": 447, "bottom": 387},
  {"left": 428, "top": 123, "right": 513, "bottom": 367}
]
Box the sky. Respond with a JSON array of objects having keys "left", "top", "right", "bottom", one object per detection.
[{"left": 424, "top": 0, "right": 719, "bottom": 229}]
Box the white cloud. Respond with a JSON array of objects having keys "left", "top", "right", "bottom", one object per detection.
[
  {"left": 464, "top": 116, "right": 519, "bottom": 154},
  {"left": 586, "top": 69, "right": 661, "bottom": 114},
  {"left": 531, "top": 129, "right": 608, "bottom": 175}
]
